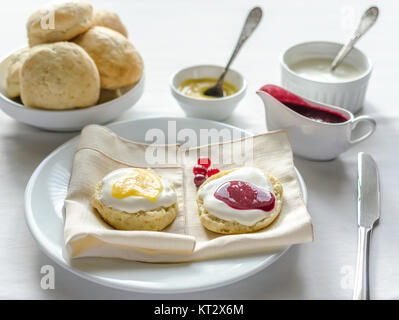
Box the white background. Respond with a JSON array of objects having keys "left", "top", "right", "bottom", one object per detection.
[{"left": 0, "top": 0, "right": 398, "bottom": 299}]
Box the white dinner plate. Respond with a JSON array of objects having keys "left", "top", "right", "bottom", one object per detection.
[{"left": 24, "top": 117, "right": 307, "bottom": 293}]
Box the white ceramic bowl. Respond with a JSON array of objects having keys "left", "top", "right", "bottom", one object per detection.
[
  {"left": 170, "top": 65, "right": 247, "bottom": 121},
  {"left": 280, "top": 41, "right": 372, "bottom": 113},
  {"left": 0, "top": 51, "right": 144, "bottom": 131}
]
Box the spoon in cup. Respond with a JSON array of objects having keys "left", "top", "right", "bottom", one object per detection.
[
  {"left": 330, "top": 6, "right": 379, "bottom": 71},
  {"left": 203, "top": 7, "right": 262, "bottom": 98}
]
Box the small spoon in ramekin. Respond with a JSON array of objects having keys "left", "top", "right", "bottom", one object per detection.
[
  {"left": 203, "top": 7, "right": 262, "bottom": 98},
  {"left": 330, "top": 6, "right": 379, "bottom": 71}
]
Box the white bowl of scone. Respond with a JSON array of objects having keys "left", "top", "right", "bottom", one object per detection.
[{"left": 0, "top": 1, "right": 144, "bottom": 131}]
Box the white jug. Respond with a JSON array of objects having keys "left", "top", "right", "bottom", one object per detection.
[{"left": 256, "top": 86, "right": 376, "bottom": 161}]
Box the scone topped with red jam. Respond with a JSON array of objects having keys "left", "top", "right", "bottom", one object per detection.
[{"left": 196, "top": 167, "right": 283, "bottom": 234}]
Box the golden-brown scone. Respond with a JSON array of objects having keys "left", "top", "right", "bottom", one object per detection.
[
  {"left": 73, "top": 26, "right": 143, "bottom": 89},
  {"left": 20, "top": 42, "right": 100, "bottom": 110},
  {"left": 97, "top": 88, "right": 122, "bottom": 104},
  {"left": 197, "top": 169, "right": 283, "bottom": 234},
  {"left": 91, "top": 181, "right": 178, "bottom": 231},
  {"left": 6, "top": 48, "right": 32, "bottom": 98},
  {"left": 27, "top": 1, "right": 93, "bottom": 46},
  {"left": 92, "top": 9, "right": 128, "bottom": 37}
]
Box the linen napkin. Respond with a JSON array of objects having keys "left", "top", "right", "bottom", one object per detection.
[{"left": 64, "top": 124, "right": 313, "bottom": 262}]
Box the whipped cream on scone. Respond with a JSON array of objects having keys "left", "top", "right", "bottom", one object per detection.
[
  {"left": 198, "top": 167, "right": 278, "bottom": 226},
  {"left": 100, "top": 168, "right": 177, "bottom": 213},
  {"left": 92, "top": 168, "right": 178, "bottom": 231}
]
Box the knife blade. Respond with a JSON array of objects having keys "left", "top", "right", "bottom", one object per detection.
[
  {"left": 358, "top": 152, "right": 381, "bottom": 228},
  {"left": 353, "top": 152, "right": 380, "bottom": 300}
]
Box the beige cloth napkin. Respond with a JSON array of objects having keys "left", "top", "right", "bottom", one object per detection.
[{"left": 64, "top": 124, "right": 313, "bottom": 262}]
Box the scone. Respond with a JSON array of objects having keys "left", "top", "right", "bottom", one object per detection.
[
  {"left": 197, "top": 167, "right": 283, "bottom": 234},
  {"left": 91, "top": 168, "right": 178, "bottom": 231},
  {"left": 27, "top": 1, "right": 93, "bottom": 46},
  {"left": 92, "top": 9, "right": 128, "bottom": 37},
  {"left": 20, "top": 42, "right": 100, "bottom": 110},
  {"left": 73, "top": 26, "right": 143, "bottom": 89},
  {"left": 97, "top": 88, "right": 122, "bottom": 104},
  {"left": 6, "top": 48, "right": 32, "bottom": 98}
]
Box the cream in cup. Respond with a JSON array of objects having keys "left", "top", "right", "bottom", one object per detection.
[
  {"left": 290, "top": 58, "right": 364, "bottom": 83},
  {"left": 280, "top": 41, "right": 372, "bottom": 113}
]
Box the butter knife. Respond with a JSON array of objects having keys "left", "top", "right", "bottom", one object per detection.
[{"left": 353, "top": 152, "right": 380, "bottom": 300}]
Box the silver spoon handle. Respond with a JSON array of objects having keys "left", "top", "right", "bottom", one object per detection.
[
  {"left": 352, "top": 226, "right": 371, "bottom": 300},
  {"left": 218, "top": 7, "right": 262, "bottom": 84},
  {"left": 331, "top": 6, "right": 378, "bottom": 71}
]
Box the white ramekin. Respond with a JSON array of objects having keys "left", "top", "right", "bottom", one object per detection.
[
  {"left": 280, "top": 41, "right": 372, "bottom": 113},
  {"left": 170, "top": 65, "right": 247, "bottom": 121}
]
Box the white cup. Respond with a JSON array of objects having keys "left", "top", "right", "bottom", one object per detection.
[{"left": 280, "top": 41, "right": 372, "bottom": 113}]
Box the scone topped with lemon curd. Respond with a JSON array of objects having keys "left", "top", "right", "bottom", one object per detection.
[
  {"left": 197, "top": 167, "right": 283, "bottom": 234},
  {"left": 92, "top": 168, "right": 178, "bottom": 231}
]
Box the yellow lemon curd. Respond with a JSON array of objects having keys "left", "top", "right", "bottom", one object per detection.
[
  {"left": 178, "top": 78, "right": 238, "bottom": 99},
  {"left": 112, "top": 169, "right": 163, "bottom": 202}
]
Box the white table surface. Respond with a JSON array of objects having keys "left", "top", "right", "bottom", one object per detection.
[{"left": 0, "top": 0, "right": 398, "bottom": 300}]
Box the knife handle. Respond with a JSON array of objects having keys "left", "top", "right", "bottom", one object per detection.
[{"left": 353, "top": 226, "right": 372, "bottom": 300}]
